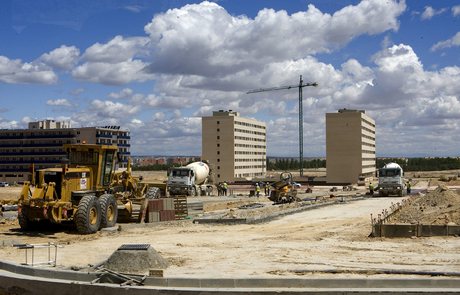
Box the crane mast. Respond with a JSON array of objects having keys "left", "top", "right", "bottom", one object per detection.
[{"left": 247, "top": 75, "right": 318, "bottom": 177}]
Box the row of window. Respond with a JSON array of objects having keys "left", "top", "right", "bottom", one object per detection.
[
  {"left": 362, "top": 142, "right": 376, "bottom": 148},
  {"left": 362, "top": 134, "right": 375, "bottom": 141},
  {"left": 234, "top": 128, "right": 266, "bottom": 136},
  {"left": 235, "top": 144, "right": 266, "bottom": 149},
  {"left": 362, "top": 164, "right": 376, "bottom": 169},
  {"left": 235, "top": 158, "right": 266, "bottom": 162},
  {"left": 235, "top": 151, "right": 266, "bottom": 155},
  {"left": 362, "top": 157, "right": 376, "bottom": 162},
  {"left": 235, "top": 165, "right": 266, "bottom": 169},
  {"left": 234, "top": 121, "right": 266, "bottom": 130},
  {"left": 234, "top": 136, "right": 266, "bottom": 142},
  {"left": 361, "top": 118, "right": 375, "bottom": 128},
  {"left": 361, "top": 126, "right": 375, "bottom": 135},
  {"left": 362, "top": 150, "right": 376, "bottom": 155}
]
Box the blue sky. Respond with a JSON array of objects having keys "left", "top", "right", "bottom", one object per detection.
[{"left": 1, "top": 0, "right": 460, "bottom": 157}]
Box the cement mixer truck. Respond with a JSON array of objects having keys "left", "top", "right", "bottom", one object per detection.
[
  {"left": 377, "top": 162, "right": 406, "bottom": 197},
  {"left": 167, "top": 161, "right": 213, "bottom": 196}
]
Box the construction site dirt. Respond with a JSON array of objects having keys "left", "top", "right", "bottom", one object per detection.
[{"left": 0, "top": 175, "right": 459, "bottom": 279}]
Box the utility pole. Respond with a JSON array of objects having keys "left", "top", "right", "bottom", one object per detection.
[{"left": 247, "top": 75, "right": 318, "bottom": 177}]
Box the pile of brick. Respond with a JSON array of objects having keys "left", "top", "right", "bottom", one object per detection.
[{"left": 147, "top": 198, "right": 176, "bottom": 222}]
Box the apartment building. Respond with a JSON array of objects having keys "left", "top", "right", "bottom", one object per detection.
[
  {"left": 0, "top": 120, "right": 130, "bottom": 183},
  {"left": 202, "top": 110, "right": 266, "bottom": 182},
  {"left": 326, "top": 109, "right": 376, "bottom": 184}
]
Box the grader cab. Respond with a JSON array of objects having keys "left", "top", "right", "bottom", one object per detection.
[{"left": 18, "top": 144, "right": 123, "bottom": 234}]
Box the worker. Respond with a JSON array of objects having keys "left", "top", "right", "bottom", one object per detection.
[
  {"left": 368, "top": 183, "right": 374, "bottom": 196},
  {"left": 406, "top": 181, "right": 411, "bottom": 194},
  {"left": 265, "top": 182, "right": 270, "bottom": 196},
  {"left": 255, "top": 183, "right": 261, "bottom": 198},
  {"left": 223, "top": 182, "right": 228, "bottom": 196}
]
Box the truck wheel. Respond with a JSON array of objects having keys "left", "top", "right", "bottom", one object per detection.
[
  {"left": 145, "top": 187, "right": 160, "bottom": 199},
  {"left": 99, "top": 194, "right": 118, "bottom": 229},
  {"left": 75, "top": 195, "right": 101, "bottom": 234}
]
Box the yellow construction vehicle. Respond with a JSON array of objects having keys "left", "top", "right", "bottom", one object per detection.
[
  {"left": 268, "top": 172, "right": 301, "bottom": 204},
  {"left": 17, "top": 144, "right": 161, "bottom": 234}
]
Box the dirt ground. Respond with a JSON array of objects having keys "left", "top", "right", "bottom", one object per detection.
[
  {"left": 391, "top": 185, "right": 460, "bottom": 225},
  {"left": 0, "top": 180, "right": 459, "bottom": 278},
  {"left": 1, "top": 171, "right": 460, "bottom": 278}
]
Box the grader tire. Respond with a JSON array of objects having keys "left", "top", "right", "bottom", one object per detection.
[
  {"left": 99, "top": 194, "right": 118, "bottom": 229},
  {"left": 75, "top": 195, "right": 101, "bottom": 234},
  {"left": 18, "top": 208, "right": 32, "bottom": 231}
]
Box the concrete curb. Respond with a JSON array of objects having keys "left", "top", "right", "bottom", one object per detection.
[{"left": 2, "top": 259, "right": 460, "bottom": 294}]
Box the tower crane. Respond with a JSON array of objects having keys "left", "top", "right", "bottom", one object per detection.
[{"left": 247, "top": 75, "right": 318, "bottom": 177}]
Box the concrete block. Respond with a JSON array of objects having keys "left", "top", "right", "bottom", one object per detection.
[
  {"left": 163, "top": 198, "right": 175, "bottom": 210},
  {"left": 148, "top": 199, "right": 163, "bottom": 212},
  {"left": 160, "top": 210, "right": 175, "bottom": 221},
  {"left": 147, "top": 211, "right": 160, "bottom": 223}
]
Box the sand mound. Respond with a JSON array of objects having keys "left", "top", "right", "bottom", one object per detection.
[
  {"left": 391, "top": 185, "right": 460, "bottom": 225},
  {"left": 102, "top": 244, "right": 169, "bottom": 275}
]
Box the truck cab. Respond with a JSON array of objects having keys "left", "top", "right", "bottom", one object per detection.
[
  {"left": 167, "top": 167, "right": 196, "bottom": 196},
  {"left": 377, "top": 162, "right": 405, "bottom": 197}
]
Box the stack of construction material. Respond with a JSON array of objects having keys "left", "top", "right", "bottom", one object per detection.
[{"left": 147, "top": 198, "right": 175, "bottom": 222}]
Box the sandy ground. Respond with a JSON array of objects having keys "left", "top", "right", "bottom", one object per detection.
[
  {"left": 0, "top": 181, "right": 459, "bottom": 279},
  {"left": 0, "top": 174, "right": 459, "bottom": 279}
]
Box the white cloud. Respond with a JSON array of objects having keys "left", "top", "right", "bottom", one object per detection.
[
  {"left": 0, "top": 56, "right": 57, "bottom": 84},
  {"left": 453, "top": 5, "right": 460, "bottom": 16},
  {"left": 109, "top": 88, "right": 134, "bottom": 99},
  {"left": 40, "top": 45, "right": 80, "bottom": 71},
  {"left": 144, "top": 0, "right": 405, "bottom": 78},
  {"left": 46, "top": 99, "right": 72, "bottom": 107},
  {"left": 421, "top": 6, "right": 447, "bottom": 20},
  {"left": 0, "top": 118, "right": 20, "bottom": 129},
  {"left": 72, "top": 59, "right": 152, "bottom": 85},
  {"left": 431, "top": 32, "right": 460, "bottom": 51},
  {"left": 83, "top": 35, "right": 149, "bottom": 63},
  {"left": 90, "top": 99, "right": 140, "bottom": 117}
]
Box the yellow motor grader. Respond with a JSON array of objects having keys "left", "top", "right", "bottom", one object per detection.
[
  {"left": 268, "top": 172, "right": 301, "bottom": 204},
  {"left": 18, "top": 144, "right": 160, "bottom": 234}
]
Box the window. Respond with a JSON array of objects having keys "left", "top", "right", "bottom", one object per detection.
[
  {"left": 217, "top": 136, "right": 220, "bottom": 139},
  {"left": 217, "top": 151, "right": 220, "bottom": 155},
  {"left": 217, "top": 159, "right": 220, "bottom": 162},
  {"left": 217, "top": 128, "right": 220, "bottom": 132},
  {"left": 217, "top": 166, "right": 220, "bottom": 169}
]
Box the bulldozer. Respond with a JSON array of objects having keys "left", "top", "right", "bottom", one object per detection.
[
  {"left": 268, "top": 172, "right": 301, "bottom": 204},
  {"left": 17, "top": 144, "right": 161, "bottom": 234}
]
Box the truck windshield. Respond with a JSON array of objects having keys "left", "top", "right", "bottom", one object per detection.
[
  {"left": 379, "top": 169, "right": 400, "bottom": 177},
  {"left": 172, "top": 170, "right": 189, "bottom": 177}
]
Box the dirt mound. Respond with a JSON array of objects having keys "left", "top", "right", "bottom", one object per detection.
[
  {"left": 102, "top": 244, "right": 169, "bottom": 275},
  {"left": 391, "top": 185, "right": 460, "bottom": 225}
]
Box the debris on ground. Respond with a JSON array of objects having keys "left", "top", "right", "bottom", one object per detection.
[
  {"left": 100, "top": 244, "right": 169, "bottom": 275},
  {"left": 390, "top": 185, "right": 460, "bottom": 225}
]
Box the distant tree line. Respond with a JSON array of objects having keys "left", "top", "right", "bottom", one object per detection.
[
  {"left": 377, "top": 157, "right": 460, "bottom": 171},
  {"left": 132, "top": 164, "right": 175, "bottom": 171},
  {"left": 267, "top": 158, "right": 326, "bottom": 171},
  {"left": 133, "top": 157, "right": 460, "bottom": 172}
]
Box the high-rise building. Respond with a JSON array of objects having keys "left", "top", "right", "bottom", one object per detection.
[
  {"left": 0, "top": 121, "right": 130, "bottom": 183},
  {"left": 202, "top": 110, "right": 266, "bottom": 182},
  {"left": 326, "top": 109, "right": 376, "bottom": 184}
]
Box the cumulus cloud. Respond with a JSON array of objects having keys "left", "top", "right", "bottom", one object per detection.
[
  {"left": 72, "top": 35, "right": 153, "bottom": 85},
  {"left": 109, "top": 88, "right": 134, "bottom": 99},
  {"left": 431, "top": 32, "right": 460, "bottom": 51},
  {"left": 46, "top": 98, "right": 72, "bottom": 107},
  {"left": 91, "top": 99, "right": 140, "bottom": 117},
  {"left": 40, "top": 45, "right": 80, "bottom": 70},
  {"left": 453, "top": 5, "right": 460, "bottom": 16},
  {"left": 144, "top": 0, "right": 405, "bottom": 79},
  {"left": 421, "top": 6, "right": 447, "bottom": 20},
  {"left": 0, "top": 56, "right": 57, "bottom": 84},
  {"left": 72, "top": 59, "right": 151, "bottom": 85}
]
